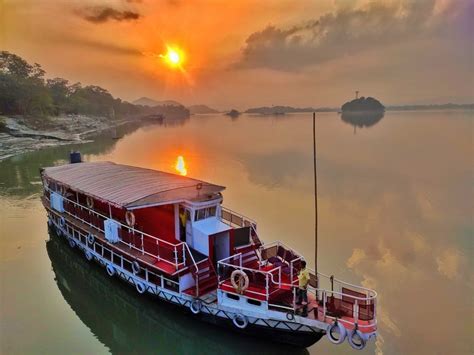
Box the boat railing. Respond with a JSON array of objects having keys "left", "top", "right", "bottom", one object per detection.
[
  {"left": 220, "top": 206, "right": 262, "bottom": 247},
  {"left": 45, "top": 188, "right": 197, "bottom": 274},
  {"left": 217, "top": 253, "right": 285, "bottom": 301}
]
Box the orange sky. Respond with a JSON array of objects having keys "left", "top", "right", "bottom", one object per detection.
[{"left": 1, "top": 0, "right": 473, "bottom": 109}]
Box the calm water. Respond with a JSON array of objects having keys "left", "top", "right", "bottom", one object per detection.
[{"left": 0, "top": 111, "right": 472, "bottom": 355}]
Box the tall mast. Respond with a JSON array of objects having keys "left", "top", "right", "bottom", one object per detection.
[{"left": 312, "top": 112, "right": 318, "bottom": 274}]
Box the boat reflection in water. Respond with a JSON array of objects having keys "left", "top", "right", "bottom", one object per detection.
[
  {"left": 341, "top": 111, "right": 385, "bottom": 133},
  {"left": 46, "top": 230, "right": 308, "bottom": 355}
]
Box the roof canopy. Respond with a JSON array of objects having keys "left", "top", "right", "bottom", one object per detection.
[{"left": 43, "top": 162, "right": 225, "bottom": 209}]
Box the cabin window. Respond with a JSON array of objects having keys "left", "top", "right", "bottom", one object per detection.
[
  {"left": 195, "top": 206, "right": 217, "bottom": 221},
  {"left": 247, "top": 299, "right": 261, "bottom": 306},
  {"left": 226, "top": 293, "right": 240, "bottom": 301}
]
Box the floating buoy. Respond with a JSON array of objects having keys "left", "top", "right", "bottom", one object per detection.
[
  {"left": 232, "top": 314, "right": 248, "bottom": 329},
  {"left": 190, "top": 299, "right": 202, "bottom": 314},
  {"left": 132, "top": 260, "right": 141, "bottom": 274},
  {"left": 348, "top": 328, "right": 366, "bottom": 350},
  {"left": 106, "top": 264, "right": 115, "bottom": 277},
  {"left": 326, "top": 321, "right": 347, "bottom": 345},
  {"left": 85, "top": 250, "right": 93, "bottom": 261},
  {"left": 135, "top": 281, "right": 146, "bottom": 294}
]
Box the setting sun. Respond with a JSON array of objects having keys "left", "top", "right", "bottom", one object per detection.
[{"left": 160, "top": 46, "right": 185, "bottom": 69}]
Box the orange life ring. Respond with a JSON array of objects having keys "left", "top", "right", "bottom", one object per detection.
[
  {"left": 125, "top": 211, "right": 136, "bottom": 226},
  {"left": 230, "top": 269, "right": 249, "bottom": 294},
  {"left": 86, "top": 196, "right": 94, "bottom": 209}
]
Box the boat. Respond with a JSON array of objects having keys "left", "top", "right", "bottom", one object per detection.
[{"left": 40, "top": 157, "right": 377, "bottom": 350}]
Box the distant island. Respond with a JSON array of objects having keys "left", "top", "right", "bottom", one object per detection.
[
  {"left": 132, "top": 97, "right": 182, "bottom": 107},
  {"left": 225, "top": 109, "right": 240, "bottom": 117},
  {"left": 188, "top": 105, "right": 219, "bottom": 114},
  {"left": 341, "top": 97, "right": 385, "bottom": 113},
  {"left": 246, "top": 106, "right": 319, "bottom": 115}
]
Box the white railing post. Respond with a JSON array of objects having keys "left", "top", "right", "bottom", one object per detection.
[
  {"left": 174, "top": 247, "right": 178, "bottom": 270},
  {"left": 279, "top": 267, "right": 282, "bottom": 287},
  {"left": 354, "top": 299, "right": 359, "bottom": 325},
  {"left": 323, "top": 291, "right": 327, "bottom": 320},
  {"left": 265, "top": 274, "right": 269, "bottom": 301}
]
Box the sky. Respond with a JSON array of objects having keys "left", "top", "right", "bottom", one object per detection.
[{"left": 1, "top": 0, "right": 473, "bottom": 109}]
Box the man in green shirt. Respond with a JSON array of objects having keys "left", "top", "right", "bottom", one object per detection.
[{"left": 296, "top": 260, "right": 309, "bottom": 305}]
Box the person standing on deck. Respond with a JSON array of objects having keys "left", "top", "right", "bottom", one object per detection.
[
  {"left": 297, "top": 260, "right": 310, "bottom": 305},
  {"left": 179, "top": 208, "right": 186, "bottom": 242}
]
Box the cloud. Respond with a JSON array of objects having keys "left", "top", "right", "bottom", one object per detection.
[
  {"left": 80, "top": 7, "right": 141, "bottom": 23},
  {"left": 436, "top": 248, "right": 464, "bottom": 280},
  {"left": 236, "top": 0, "right": 466, "bottom": 71}
]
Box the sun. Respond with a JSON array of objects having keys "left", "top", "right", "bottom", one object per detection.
[{"left": 160, "top": 46, "right": 185, "bottom": 68}]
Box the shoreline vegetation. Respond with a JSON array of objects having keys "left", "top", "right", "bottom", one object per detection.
[{"left": 0, "top": 51, "right": 190, "bottom": 161}]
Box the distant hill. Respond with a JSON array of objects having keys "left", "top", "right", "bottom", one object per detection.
[
  {"left": 133, "top": 97, "right": 182, "bottom": 107},
  {"left": 341, "top": 97, "right": 385, "bottom": 113},
  {"left": 225, "top": 109, "right": 240, "bottom": 117},
  {"left": 188, "top": 105, "right": 219, "bottom": 114},
  {"left": 245, "top": 106, "right": 318, "bottom": 115},
  {"left": 386, "top": 103, "right": 473, "bottom": 111}
]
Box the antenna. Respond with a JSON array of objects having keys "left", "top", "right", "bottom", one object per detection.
[{"left": 312, "top": 112, "right": 318, "bottom": 275}]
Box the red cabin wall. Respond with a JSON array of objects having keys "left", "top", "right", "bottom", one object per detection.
[{"left": 133, "top": 204, "right": 176, "bottom": 243}]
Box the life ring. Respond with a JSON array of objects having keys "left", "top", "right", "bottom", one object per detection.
[
  {"left": 230, "top": 270, "right": 249, "bottom": 294},
  {"left": 232, "top": 314, "right": 248, "bottom": 329},
  {"left": 68, "top": 238, "right": 76, "bottom": 248},
  {"left": 85, "top": 250, "right": 93, "bottom": 261},
  {"left": 135, "top": 281, "right": 146, "bottom": 294},
  {"left": 190, "top": 299, "right": 202, "bottom": 314},
  {"left": 106, "top": 264, "right": 115, "bottom": 277},
  {"left": 86, "top": 196, "right": 94, "bottom": 209},
  {"left": 59, "top": 216, "right": 66, "bottom": 227},
  {"left": 87, "top": 233, "right": 95, "bottom": 245},
  {"left": 125, "top": 211, "right": 135, "bottom": 227},
  {"left": 132, "top": 260, "right": 141, "bottom": 274},
  {"left": 326, "top": 321, "right": 347, "bottom": 345},
  {"left": 348, "top": 328, "right": 366, "bottom": 350}
]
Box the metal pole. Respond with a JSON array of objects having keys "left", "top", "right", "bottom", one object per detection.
[{"left": 313, "top": 112, "right": 318, "bottom": 276}]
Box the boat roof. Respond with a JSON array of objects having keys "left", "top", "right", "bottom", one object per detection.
[{"left": 42, "top": 161, "right": 225, "bottom": 209}]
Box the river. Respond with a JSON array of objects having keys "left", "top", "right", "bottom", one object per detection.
[{"left": 0, "top": 111, "right": 472, "bottom": 354}]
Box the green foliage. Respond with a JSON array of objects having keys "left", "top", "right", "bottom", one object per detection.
[{"left": 0, "top": 51, "right": 190, "bottom": 119}]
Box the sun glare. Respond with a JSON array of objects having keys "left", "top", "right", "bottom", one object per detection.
[
  {"left": 175, "top": 155, "right": 187, "bottom": 176},
  {"left": 160, "top": 46, "right": 184, "bottom": 68}
]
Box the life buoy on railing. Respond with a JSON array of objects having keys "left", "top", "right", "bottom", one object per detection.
[
  {"left": 59, "top": 216, "right": 66, "bottom": 228},
  {"left": 135, "top": 281, "right": 146, "bottom": 294},
  {"left": 326, "top": 320, "right": 347, "bottom": 345},
  {"left": 125, "top": 211, "right": 135, "bottom": 227},
  {"left": 347, "top": 328, "right": 367, "bottom": 350},
  {"left": 190, "top": 299, "right": 202, "bottom": 314},
  {"left": 106, "top": 264, "right": 115, "bottom": 277},
  {"left": 132, "top": 260, "right": 141, "bottom": 274},
  {"left": 68, "top": 238, "right": 76, "bottom": 248},
  {"left": 230, "top": 270, "right": 249, "bottom": 294},
  {"left": 86, "top": 196, "right": 94, "bottom": 209},
  {"left": 232, "top": 314, "right": 248, "bottom": 329},
  {"left": 85, "top": 250, "right": 93, "bottom": 261},
  {"left": 87, "top": 233, "right": 95, "bottom": 245}
]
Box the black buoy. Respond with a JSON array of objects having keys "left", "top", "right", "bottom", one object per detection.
[{"left": 69, "top": 151, "right": 82, "bottom": 164}]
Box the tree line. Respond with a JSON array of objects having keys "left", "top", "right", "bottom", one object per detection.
[{"left": 0, "top": 51, "right": 189, "bottom": 119}]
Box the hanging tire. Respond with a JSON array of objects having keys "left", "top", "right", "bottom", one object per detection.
[
  {"left": 190, "top": 300, "right": 202, "bottom": 315},
  {"left": 55, "top": 226, "right": 62, "bottom": 237},
  {"left": 132, "top": 260, "right": 141, "bottom": 274},
  {"left": 135, "top": 281, "right": 146, "bottom": 294},
  {"left": 59, "top": 216, "right": 66, "bottom": 227},
  {"left": 286, "top": 312, "right": 295, "bottom": 321},
  {"left": 348, "top": 329, "right": 367, "bottom": 350},
  {"left": 87, "top": 233, "right": 95, "bottom": 245},
  {"left": 85, "top": 250, "right": 93, "bottom": 261},
  {"left": 326, "top": 321, "right": 347, "bottom": 345},
  {"left": 68, "top": 238, "right": 76, "bottom": 248},
  {"left": 232, "top": 314, "right": 248, "bottom": 329},
  {"left": 106, "top": 264, "right": 115, "bottom": 277}
]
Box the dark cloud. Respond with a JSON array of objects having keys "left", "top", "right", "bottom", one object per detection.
[
  {"left": 236, "top": 0, "right": 466, "bottom": 71},
  {"left": 81, "top": 7, "right": 141, "bottom": 23}
]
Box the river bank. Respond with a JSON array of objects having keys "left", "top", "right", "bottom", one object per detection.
[{"left": 0, "top": 114, "right": 161, "bottom": 161}]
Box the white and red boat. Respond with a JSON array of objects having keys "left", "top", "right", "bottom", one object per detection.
[{"left": 40, "top": 159, "right": 377, "bottom": 350}]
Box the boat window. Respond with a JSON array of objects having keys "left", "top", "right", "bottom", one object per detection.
[
  {"left": 226, "top": 293, "right": 240, "bottom": 301},
  {"left": 247, "top": 299, "right": 261, "bottom": 306},
  {"left": 195, "top": 206, "right": 217, "bottom": 221}
]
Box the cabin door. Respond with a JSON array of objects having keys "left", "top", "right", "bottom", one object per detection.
[
  {"left": 211, "top": 231, "right": 230, "bottom": 268},
  {"left": 185, "top": 209, "right": 193, "bottom": 247}
]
